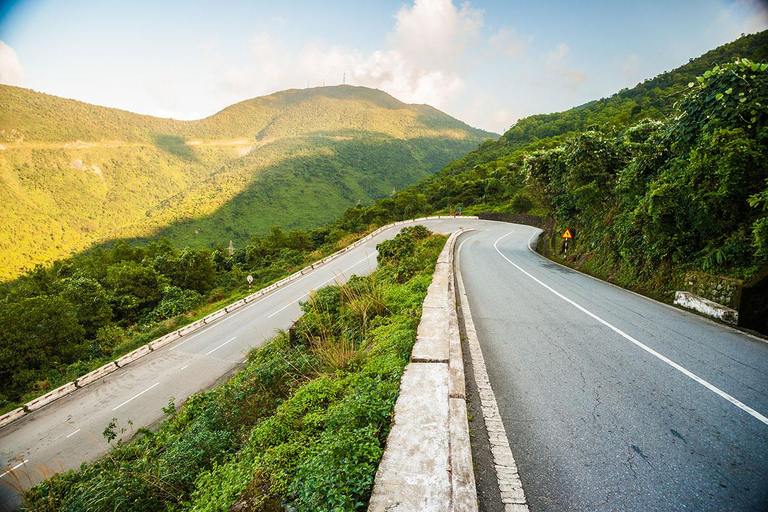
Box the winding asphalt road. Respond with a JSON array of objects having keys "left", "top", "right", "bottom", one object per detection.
[
  {"left": 2, "top": 218, "right": 767, "bottom": 510},
  {"left": 458, "top": 224, "right": 768, "bottom": 511},
  {"left": 0, "top": 218, "right": 477, "bottom": 508}
]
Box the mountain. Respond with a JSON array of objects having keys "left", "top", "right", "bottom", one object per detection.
[
  {"left": 326, "top": 31, "right": 768, "bottom": 287},
  {"left": 0, "top": 85, "right": 494, "bottom": 280}
]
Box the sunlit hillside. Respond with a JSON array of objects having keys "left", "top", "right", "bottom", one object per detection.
[{"left": 0, "top": 85, "right": 494, "bottom": 280}]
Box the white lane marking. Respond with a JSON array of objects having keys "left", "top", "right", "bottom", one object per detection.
[
  {"left": 66, "top": 429, "right": 81, "bottom": 438},
  {"left": 179, "top": 365, "right": 189, "bottom": 371},
  {"left": 205, "top": 337, "right": 237, "bottom": 356},
  {"left": 170, "top": 328, "right": 208, "bottom": 351},
  {"left": 494, "top": 231, "right": 768, "bottom": 426},
  {"left": 266, "top": 254, "right": 374, "bottom": 319},
  {"left": 170, "top": 252, "right": 373, "bottom": 350},
  {"left": 113, "top": 382, "right": 161, "bottom": 411},
  {"left": 0, "top": 459, "right": 29, "bottom": 478}
]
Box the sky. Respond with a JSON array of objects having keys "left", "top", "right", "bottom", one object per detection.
[{"left": 0, "top": 0, "right": 766, "bottom": 134}]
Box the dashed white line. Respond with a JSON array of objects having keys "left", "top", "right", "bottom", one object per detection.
[
  {"left": 179, "top": 365, "right": 189, "bottom": 371},
  {"left": 267, "top": 255, "right": 374, "bottom": 318},
  {"left": 493, "top": 231, "right": 768, "bottom": 426},
  {"left": 205, "top": 336, "right": 237, "bottom": 356},
  {"left": 113, "top": 382, "right": 160, "bottom": 411},
  {"left": 1, "top": 459, "right": 29, "bottom": 478},
  {"left": 170, "top": 329, "right": 208, "bottom": 351},
  {"left": 66, "top": 429, "right": 81, "bottom": 438}
]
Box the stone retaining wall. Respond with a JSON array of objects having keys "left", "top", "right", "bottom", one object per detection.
[{"left": 682, "top": 271, "right": 743, "bottom": 310}]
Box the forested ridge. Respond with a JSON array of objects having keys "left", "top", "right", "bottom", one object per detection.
[
  {"left": 328, "top": 31, "right": 768, "bottom": 294},
  {"left": 0, "top": 84, "right": 493, "bottom": 280}
]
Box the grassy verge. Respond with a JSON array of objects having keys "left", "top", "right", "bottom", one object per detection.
[
  {"left": 22, "top": 226, "right": 446, "bottom": 511},
  {"left": 0, "top": 227, "right": 377, "bottom": 416}
]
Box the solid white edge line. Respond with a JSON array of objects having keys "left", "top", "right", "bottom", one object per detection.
[
  {"left": 267, "top": 254, "right": 375, "bottom": 319},
  {"left": 205, "top": 336, "right": 237, "bottom": 356},
  {"left": 494, "top": 231, "right": 768, "bottom": 426},
  {"left": 523, "top": 227, "right": 768, "bottom": 345},
  {"left": 112, "top": 382, "right": 161, "bottom": 411},
  {"left": 65, "top": 428, "right": 81, "bottom": 438},
  {"left": 456, "top": 232, "right": 528, "bottom": 509}
]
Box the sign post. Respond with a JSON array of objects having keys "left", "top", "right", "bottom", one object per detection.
[
  {"left": 246, "top": 275, "right": 253, "bottom": 288},
  {"left": 561, "top": 228, "right": 573, "bottom": 257}
]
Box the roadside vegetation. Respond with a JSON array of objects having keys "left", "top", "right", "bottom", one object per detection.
[
  {"left": 21, "top": 227, "right": 445, "bottom": 511},
  {"left": 4, "top": 32, "right": 766, "bottom": 415},
  {"left": 322, "top": 32, "right": 768, "bottom": 299},
  {"left": 0, "top": 222, "right": 371, "bottom": 414}
]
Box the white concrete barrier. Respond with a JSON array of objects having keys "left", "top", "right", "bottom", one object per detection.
[
  {"left": 24, "top": 382, "right": 78, "bottom": 412},
  {"left": 369, "top": 227, "right": 477, "bottom": 511},
  {"left": 178, "top": 319, "right": 206, "bottom": 336},
  {"left": 149, "top": 331, "right": 180, "bottom": 350},
  {"left": 76, "top": 362, "right": 119, "bottom": 387},
  {"left": 115, "top": 344, "right": 152, "bottom": 368},
  {"left": 226, "top": 299, "right": 247, "bottom": 312},
  {"left": 0, "top": 407, "right": 26, "bottom": 428},
  {"left": 203, "top": 309, "right": 226, "bottom": 324},
  {"left": 674, "top": 291, "right": 739, "bottom": 324}
]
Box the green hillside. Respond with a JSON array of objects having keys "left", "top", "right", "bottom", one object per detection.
[
  {"left": 327, "top": 31, "right": 768, "bottom": 287},
  {"left": 0, "top": 85, "right": 493, "bottom": 280}
]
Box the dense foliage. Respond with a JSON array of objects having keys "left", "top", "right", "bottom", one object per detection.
[
  {"left": 524, "top": 58, "right": 768, "bottom": 282},
  {"left": 0, "top": 218, "right": 389, "bottom": 413},
  {"left": 24, "top": 228, "right": 446, "bottom": 511},
  {"left": 315, "top": 32, "right": 768, "bottom": 291},
  {"left": 0, "top": 84, "right": 493, "bottom": 280}
]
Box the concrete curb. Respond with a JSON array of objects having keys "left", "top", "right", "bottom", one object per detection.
[
  {"left": 0, "top": 216, "right": 477, "bottom": 430},
  {"left": 369, "top": 227, "right": 477, "bottom": 512},
  {"left": 455, "top": 236, "right": 529, "bottom": 511},
  {"left": 674, "top": 291, "right": 739, "bottom": 325}
]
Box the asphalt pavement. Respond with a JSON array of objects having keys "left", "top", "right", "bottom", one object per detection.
[{"left": 458, "top": 224, "right": 768, "bottom": 511}]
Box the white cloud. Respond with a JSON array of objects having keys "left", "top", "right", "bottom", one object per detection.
[
  {"left": 391, "top": 0, "right": 483, "bottom": 69},
  {"left": 219, "top": 0, "right": 483, "bottom": 110},
  {"left": 152, "top": 108, "right": 202, "bottom": 120},
  {"left": 546, "top": 43, "right": 571, "bottom": 63},
  {"left": 544, "top": 43, "right": 587, "bottom": 90},
  {"left": 617, "top": 53, "right": 640, "bottom": 80},
  {"left": 725, "top": 0, "right": 768, "bottom": 34},
  {"left": 0, "top": 41, "right": 24, "bottom": 86},
  {"left": 489, "top": 27, "right": 531, "bottom": 60}
]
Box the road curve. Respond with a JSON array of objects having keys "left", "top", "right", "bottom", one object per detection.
[
  {"left": 458, "top": 224, "right": 768, "bottom": 511},
  {"left": 0, "top": 218, "right": 481, "bottom": 508}
]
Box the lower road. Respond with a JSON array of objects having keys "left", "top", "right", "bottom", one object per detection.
[
  {"left": 0, "top": 218, "right": 477, "bottom": 508},
  {"left": 458, "top": 224, "right": 768, "bottom": 510}
]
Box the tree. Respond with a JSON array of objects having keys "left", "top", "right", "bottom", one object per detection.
[
  {"left": 0, "top": 296, "right": 85, "bottom": 401},
  {"left": 105, "top": 262, "right": 167, "bottom": 324}
]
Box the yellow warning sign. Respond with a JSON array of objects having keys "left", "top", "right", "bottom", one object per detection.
[{"left": 561, "top": 228, "right": 573, "bottom": 239}]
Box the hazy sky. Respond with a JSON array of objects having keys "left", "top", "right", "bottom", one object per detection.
[{"left": 0, "top": 0, "right": 766, "bottom": 133}]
